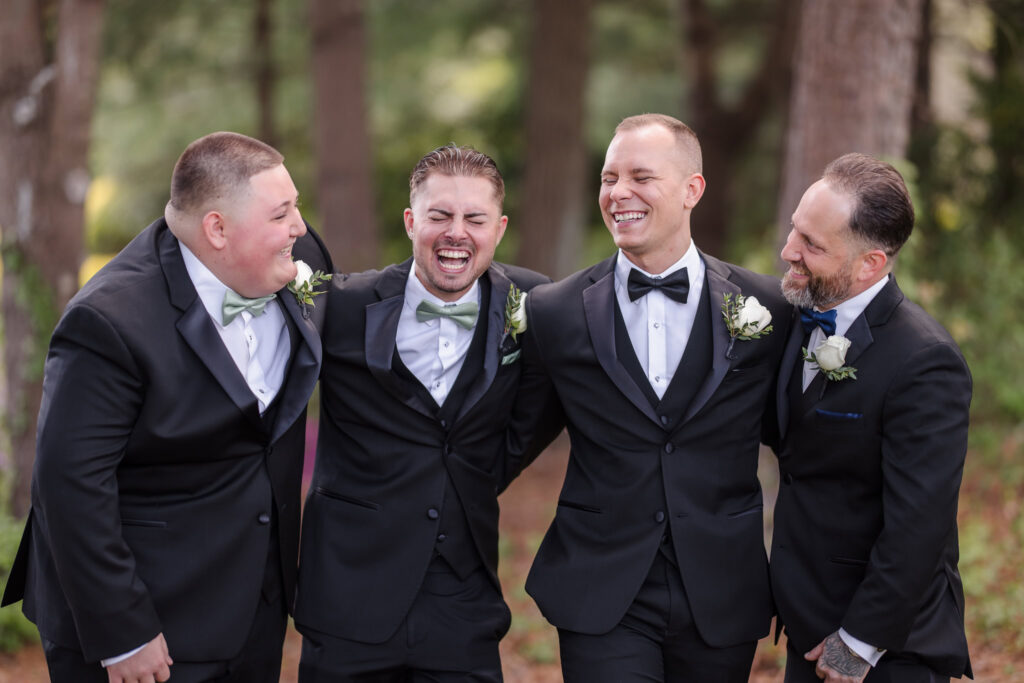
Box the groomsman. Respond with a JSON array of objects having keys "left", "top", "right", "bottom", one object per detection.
[
  {"left": 294, "top": 144, "right": 558, "bottom": 681},
  {"left": 518, "top": 114, "right": 792, "bottom": 681},
  {"left": 769, "top": 153, "right": 972, "bottom": 682},
  {"left": 1, "top": 132, "right": 332, "bottom": 682}
]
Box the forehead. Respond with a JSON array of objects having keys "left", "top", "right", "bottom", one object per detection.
[
  {"left": 413, "top": 174, "right": 499, "bottom": 211},
  {"left": 603, "top": 125, "right": 684, "bottom": 172},
  {"left": 792, "top": 180, "right": 853, "bottom": 239}
]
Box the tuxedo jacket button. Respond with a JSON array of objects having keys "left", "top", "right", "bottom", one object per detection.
[
  {"left": 664, "top": 442, "right": 674, "bottom": 454},
  {"left": 659, "top": 415, "right": 669, "bottom": 426},
  {"left": 655, "top": 511, "right": 666, "bottom": 523},
  {"left": 437, "top": 533, "right": 447, "bottom": 543},
  {"left": 257, "top": 512, "right": 271, "bottom": 525},
  {"left": 427, "top": 508, "right": 440, "bottom": 520}
]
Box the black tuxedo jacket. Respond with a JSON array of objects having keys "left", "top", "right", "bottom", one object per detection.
[
  {"left": 293, "top": 259, "right": 554, "bottom": 644},
  {"left": 521, "top": 253, "right": 792, "bottom": 648},
  {"left": 769, "top": 276, "right": 972, "bottom": 677},
  {"left": 0, "top": 218, "right": 331, "bottom": 663}
]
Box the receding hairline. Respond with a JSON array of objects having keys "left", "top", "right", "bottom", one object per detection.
[{"left": 613, "top": 114, "right": 703, "bottom": 174}]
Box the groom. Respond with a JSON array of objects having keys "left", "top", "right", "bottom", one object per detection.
[
  {"left": 518, "top": 114, "right": 792, "bottom": 681},
  {"left": 769, "top": 153, "right": 972, "bottom": 682},
  {"left": 2, "top": 132, "right": 332, "bottom": 682}
]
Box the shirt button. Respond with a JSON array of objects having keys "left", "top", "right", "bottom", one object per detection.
[
  {"left": 427, "top": 508, "right": 439, "bottom": 520},
  {"left": 654, "top": 375, "right": 661, "bottom": 382},
  {"left": 664, "top": 442, "right": 674, "bottom": 454},
  {"left": 257, "top": 512, "right": 271, "bottom": 525},
  {"left": 443, "top": 341, "right": 450, "bottom": 348},
  {"left": 655, "top": 511, "right": 666, "bottom": 523},
  {"left": 653, "top": 322, "right": 660, "bottom": 329}
]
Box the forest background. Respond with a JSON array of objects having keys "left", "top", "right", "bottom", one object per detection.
[{"left": 0, "top": 0, "right": 1021, "bottom": 680}]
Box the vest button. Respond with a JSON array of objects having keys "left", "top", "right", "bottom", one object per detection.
[
  {"left": 427, "top": 508, "right": 440, "bottom": 520},
  {"left": 664, "top": 442, "right": 674, "bottom": 454},
  {"left": 655, "top": 511, "right": 666, "bottom": 523},
  {"left": 257, "top": 512, "right": 271, "bottom": 525}
]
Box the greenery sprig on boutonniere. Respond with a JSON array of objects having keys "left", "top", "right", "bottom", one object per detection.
[
  {"left": 500, "top": 284, "right": 527, "bottom": 365},
  {"left": 803, "top": 335, "right": 857, "bottom": 382},
  {"left": 721, "top": 293, "right": 772, "bottom": 358},
  {"left": 288, "top": 259, "right": 332, "bottom": 308}
]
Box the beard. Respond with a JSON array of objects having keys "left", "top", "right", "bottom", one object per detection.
[{"left": 781, "top": 259, "right": 854, "bottom": 310}]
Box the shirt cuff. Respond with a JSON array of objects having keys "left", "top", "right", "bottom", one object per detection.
[
  {"left": 839, "top": 628, "right": 885, "bottom": 667},
  {"left": 101, "top": 644, "right": 147, "bottom": 667}
]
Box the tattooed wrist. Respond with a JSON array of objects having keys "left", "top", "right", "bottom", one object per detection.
[{"left": 822, "top": 632, "right": 870, "bottom": 677}]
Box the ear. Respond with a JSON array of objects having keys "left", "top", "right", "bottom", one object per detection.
[
  {"left": 683, "top": 173, "right": 707, "bottom": 209},
  {"left": 403, "top": 208, "right": 415, "bottom": 240},
  {"left": 201, "top": 211, "right": 228, "bottom": 250},
  {"left": 495, "top": 215, "right": 508, "bottom": 245},
  {"left": 857, "top": 249, "right": 889, "bottom": 283}
]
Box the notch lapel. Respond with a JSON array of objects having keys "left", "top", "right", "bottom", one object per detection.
[
  {"left": 364, "top": 261, "right": 435, "bottom": 419},
  {"left": 583, "top": 258, "right": 661, "bottom": 427},
  {"left": 682, "top": 255, "right": 740, "bottom": 424},
  {"left": 268, "top": 289, "right": 323, "bottom": 443},
  {"left": 160, "top": 226, "right": 262, "bottom": 428},
  {"left": 456, "top": 265, "right": 508, "bottom": 422}
]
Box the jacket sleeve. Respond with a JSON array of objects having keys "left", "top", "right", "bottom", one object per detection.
[
  {"left": 841, "top": 341, "right": 972, "bottom": 649},
  {"left": 33, "top": 303, "right": 162, "bottom": 661}
]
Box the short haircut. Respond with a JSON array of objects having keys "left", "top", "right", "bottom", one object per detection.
[
  {"left": 615, "top": 113, "right": 703, "bottom": 174},
  {"left": 409, "top": 143, "right": 505, "bottom": 206},
  {"left": 823, "top": 153, "right": 914, "bottom": 257},
  {"left": 169, "top": 132, "right": 283, "bottom": 215}
]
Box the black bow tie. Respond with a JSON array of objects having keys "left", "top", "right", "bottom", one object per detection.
[
  {"left": 799, "top": 307, "right": 837, "bottom": 336},
  {"left": 627, "top": 267, "right": 690, "bottom": 304}
]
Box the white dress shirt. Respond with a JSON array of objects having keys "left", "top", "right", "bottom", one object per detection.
[
  {"left": 396, "top": 263, "right": 479, "bottom": 406},
  {"left": 802, "top": 275, "right": 888, "bottom": 391},
  {"left": 102, "top": 244, "right": 292, "bottom": 668},
  {"left": 614, "top": 241, "right": 705, "bottom": 399}
]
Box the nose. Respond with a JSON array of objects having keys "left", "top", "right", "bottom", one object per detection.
[
  {"left": 291, "top": 207, "right": 307, "bottom": 237},
  {"left": 608, "top": 179, "right": 632, "bottom": 202},
  {"left": 444, "top": 217, "right": 469, "bottom": 240},
  {"left": 780, "top": 229, "right": 798, "bottom": 263}
]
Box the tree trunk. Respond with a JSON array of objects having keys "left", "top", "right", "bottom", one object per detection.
[
  {"left": 254, "top": 0, "right": 276, "bottom": 147},
  {"left": 308, "top": 0, "right": 377, "bottom": 271},
  {"left": 682, "top": 0, "right": 801, "bottom": 258},
  {"left": 516, "top": 0, "right": 592, "bottom": 279},
  {"left": 0, "top": 0, "right": 105, "bottom": 516},
  {"left": 776, "top": 0, "right": 923, "bottom": 245}
]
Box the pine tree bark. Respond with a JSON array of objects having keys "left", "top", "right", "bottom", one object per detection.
[
  {"left": 516, "top": 0, "right": 592, "bottom": 279},
  {"left": 308, "top": 0, "right": 377, "bottom": 271},
  {"left": 0, "top": 0, "right": 105, "bottom": 516},
  {"left": 776, "top": 0, "right": 923, "bottom": 244}
]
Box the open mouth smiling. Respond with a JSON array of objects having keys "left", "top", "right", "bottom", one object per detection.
[{"left": 436, "top": 248, "right": 471, "bottom": 272}]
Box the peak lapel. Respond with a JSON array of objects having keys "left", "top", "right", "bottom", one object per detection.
[
  {"left": 776, "top": 310, "right": 804, "bottom": 439},
  {"left": 583, "top": 260, "right": 662, "bottom": 427}
]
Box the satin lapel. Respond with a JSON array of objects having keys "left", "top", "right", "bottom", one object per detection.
[
  {"left": 456, "top": 266, "right": 507, "bottom": 422},
  {"left": 160, "top": 229, "right": 262, "bottom": 427},
  {"left": 583, "top": 262, "right": 661, "bottom": 427},
  {"left": 776, "top": 312, "right": 805, "bottom": 439},
  {"left": 268, "top": 289, "right": 323, "bottom": 443},
  {"left": 365, "top": 262, "right": 435, "bottom": 419},
  {"left": 682, "top": 256, "right": 739, "bottom": 424}
]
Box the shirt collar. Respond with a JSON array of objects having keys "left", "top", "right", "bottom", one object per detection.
[
  {"left": 405, "top": 261, "right": 481, "bottom": 314},
  {"left": 615, "top": 240, "right": 701, "bottom": 290},
  {"left": 828, "top": 275, "right": 890, "bottom": 337},
  {"left": 179, "top": 242, "right": 235, "bottom": 327}
]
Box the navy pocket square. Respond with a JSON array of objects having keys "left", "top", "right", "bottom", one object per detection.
[{"left": 815, "top": 409, "right": 863, "bottom": 420}]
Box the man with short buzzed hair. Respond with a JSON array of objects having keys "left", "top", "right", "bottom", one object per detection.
[{"left": 2, "top": 131, "right": 332, "bottom": 683}]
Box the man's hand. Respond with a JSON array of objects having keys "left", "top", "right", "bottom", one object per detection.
[
  {"left": 805, "top": 631, "right": 870, "bottom": 682},
  {"left": 106, "top": 633, "right": 172, "bottom": 683}
]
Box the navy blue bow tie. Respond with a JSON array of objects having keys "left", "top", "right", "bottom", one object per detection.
[
  {"left": 799, "top": 307, "right": 837, "bottom": 336},
  {"left": 627, "top": 267, "right": 690, "bottom": 303}
]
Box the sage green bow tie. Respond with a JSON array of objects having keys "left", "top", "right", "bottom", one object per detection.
[
  {"left": 222, "top": 290, "right": 276, "bottom": 326},
  {"left": 415, "top": 300, "right": 479, "bottom": 330}
]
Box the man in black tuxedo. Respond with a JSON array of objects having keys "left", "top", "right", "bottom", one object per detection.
[
  {"left": 518, "top": 114, "right": 793, "bottom": 681},
  {"left": 294, "top": 144, "right": 556, "bottom": 682},
  {"left": 1, "top": 132, "right": 332, "bottom": 683},
  {"left": 769, "top": 153, "right": 972, "bottom": 683}
]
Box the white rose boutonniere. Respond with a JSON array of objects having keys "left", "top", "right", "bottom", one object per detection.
[
  {"left": 287, "top": 259, "right": 332, "bottom": 311},
  {"left": 803, "top": 335, "right": 857, "bottom": 382},
  {"left": 500, "top": 284, "right": 527, "bottom": 365},
  {"left": 721, "top": 293, "right": 773, "bottom": 358}
]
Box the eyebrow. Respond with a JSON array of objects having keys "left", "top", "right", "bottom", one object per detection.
[
  {"left": 427, "top": 208, "right": 490, "bottom": 218},
  {"left": 601, "top": 167, "right": 656, "bottom": 176}
]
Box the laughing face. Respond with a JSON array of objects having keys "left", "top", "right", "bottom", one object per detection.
[
  {"left": 219, "top": 163, "right": 305, "bottom": 297},
  {"left": 599, "top": 124, "right": 704, "bottom": 273},
  {"left": 405, "top": 174, "right": 507, "bottom": 302}
]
